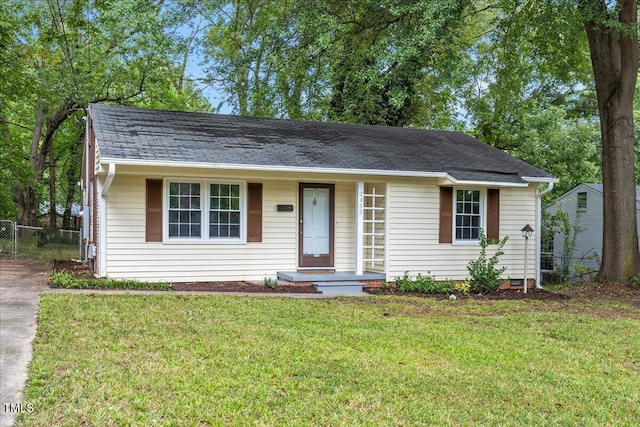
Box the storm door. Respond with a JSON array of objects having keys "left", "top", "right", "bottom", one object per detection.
[{"left": 299, "top": 184, "right": 334, "bottom": 268}]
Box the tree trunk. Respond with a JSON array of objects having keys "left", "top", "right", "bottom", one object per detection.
[
  {"left": 48, "top": 139, "right": 57, "bottom": 230},
  {"left": 16, "top": 107, "right": 47, "bottom": 226},
  {"left": 583, "top": 0, "right": 640, "bottom": 281},
  {"left": 62, "top": 133, "right": 83, "bottom": 230}
]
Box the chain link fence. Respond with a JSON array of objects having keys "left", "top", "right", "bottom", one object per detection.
[
  {"left": 0, "top": 220, "right": 15, "bottom": 258},
  {"left": 0, "top": 220, "right": 81, "bottom": 261},
  {"left": 541, "top": 252, "right": 601, "bottom": 284}
]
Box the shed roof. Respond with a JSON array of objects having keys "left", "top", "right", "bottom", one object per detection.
[{"left": 89, "top": 103, "right": 554, "bottom": 184}]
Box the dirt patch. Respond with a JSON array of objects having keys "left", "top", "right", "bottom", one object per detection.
[
  {"left": 52, "top": 259, "right": 93, "bottom": 279},
  {"left": 366, "top": 286, "right": 569, "bottom": 301},
  {"left": 553, "top": 280, "right": 640, "bottom": 308},
  {"left": 0, "top": 259, "right": 51, "bottom": 286}
]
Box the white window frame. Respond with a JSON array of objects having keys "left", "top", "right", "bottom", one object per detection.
[
  {"left": 452, "top": 188, "right": 486, "bottom": 245},
  {"left": 163, "top": 178, "right": 247, "bottom": 244}
]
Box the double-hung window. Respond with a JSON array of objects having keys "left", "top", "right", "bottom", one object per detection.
[
  {"left": 455, "top": 189, "right": 482, "bottom": 241},
  {"left": 168, "top": 182, "right": 202, "bottom": 238},
  {"left": 209, "top": 183, "right": 241, "bottom": 238},
  {"left": 166, "top": 180, "right": 243, "bottom": 241}
]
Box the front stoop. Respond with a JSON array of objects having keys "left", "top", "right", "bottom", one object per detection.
[
  {"left": 277, "top": 271, "right": 385, "bottom": 288},
  {"left": 313, "top": 281, "right": 366, "bottom": 295}
]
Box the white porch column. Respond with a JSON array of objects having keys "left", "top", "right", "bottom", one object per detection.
[{"left": 355, "top": 181, "right": 364, "bottom": 275}]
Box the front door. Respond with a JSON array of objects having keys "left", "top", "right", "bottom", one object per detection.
[{"left": 299, "top": 183, "right": 334, "bottom": 268}]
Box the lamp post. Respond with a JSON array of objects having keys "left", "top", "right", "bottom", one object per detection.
[{"left": 521, "top": 224, "right": 534, "bottom": 293}]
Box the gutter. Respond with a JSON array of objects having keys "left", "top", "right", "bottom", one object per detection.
[
  {"left": 535, "top": 181, "right": 555, "bottom": 289},
  {"left": 101, "top": 158, "right": 546, "bottom": 187}
]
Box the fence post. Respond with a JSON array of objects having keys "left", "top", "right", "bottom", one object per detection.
[{"left": 13, "top": 221, "right": 17, "bottom": 259}]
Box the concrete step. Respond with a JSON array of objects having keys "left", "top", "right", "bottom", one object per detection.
[{"left": 313, "top": 281, "right": 365, "bottom": 295}]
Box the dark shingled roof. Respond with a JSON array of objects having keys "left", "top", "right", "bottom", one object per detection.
[{"left": 90, "top": 103, "right": 554, "bottom": 184}]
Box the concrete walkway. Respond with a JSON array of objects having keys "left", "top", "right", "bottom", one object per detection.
[{"left": 0, "top": 259, "right": 49, "bottom": 427}]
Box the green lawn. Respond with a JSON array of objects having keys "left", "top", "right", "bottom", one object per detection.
[{"left": 19, "top": 294, "right": 640, "bottom": 426}]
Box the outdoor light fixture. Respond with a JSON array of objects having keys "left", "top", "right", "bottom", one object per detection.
[
  {"left": 521, "top": 224, "right": 534, "bottom": 293},
  {"left": 521, "top": 224, "right": 534, "bottom": 238}
]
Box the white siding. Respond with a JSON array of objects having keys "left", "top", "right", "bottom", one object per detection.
[
  {"left": 102, "top": 168, "right": 540, "bottom": 284},
  {"left": 104, "top": 175, "right": 359, "bottom": 282},
  {"left": 105, "top": 176, "right": 299, "bottom": 282},
  {"left": 387, "top": 181, "right": 537, "bottom": 282}
]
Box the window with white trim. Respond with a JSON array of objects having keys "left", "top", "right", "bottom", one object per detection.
[
  {"left": 455, "top": 189, "right": 482, "bottom": 241},
  {"left": 166, "top": 180, "right": 243, "bottom": 241},
  {"left": 209, "top": 183, "right": 241, "bottom": 238},
  {"left": 168, "top": 182, "right": 202, "bottom": 238}
]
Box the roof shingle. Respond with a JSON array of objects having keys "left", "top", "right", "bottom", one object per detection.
[{"left": 89, "top": 103, "right": 554, "bottom": 183}]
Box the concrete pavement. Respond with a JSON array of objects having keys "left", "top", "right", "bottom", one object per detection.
[{"left": 0, "top": 259, "right": 49, "bottom": 427}]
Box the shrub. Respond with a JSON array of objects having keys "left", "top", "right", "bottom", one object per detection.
[
  {"left": 49, "top": 270, "right": 76, "bottom": 288},
  {"left": 454, "top": 279, "right": 472, "bottom": 295},
  {"left": 260, "top": 277, "right": 278, "bottom": 289},
  {"left": 467, "top": 229, "right": 509, "bottom": 294},
  {"left": 394, "top": 272, "right": 455, "bottom": 294}
]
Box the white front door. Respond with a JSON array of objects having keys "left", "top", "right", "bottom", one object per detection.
[{"left": 299, "top": 184, "right": 334, "bottom": 268}]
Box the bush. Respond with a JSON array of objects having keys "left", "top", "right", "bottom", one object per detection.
[
  {"left": 394, "top": 272, "right": 456, "bottom": 294},
  {"left": 260, "top": 277, "right": 278, "bottom": 289},
  {"left": 49, "top": 270, "right": 173, "bottom": 291},
  {"left": 467, "top": 229, "right": 509, "bottom": 294},
  {"left": 454, "top": 279, "right": 472, "bottom": 295}
]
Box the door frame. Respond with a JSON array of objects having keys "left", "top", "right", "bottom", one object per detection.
[{"left": 298, "top": 183, "right": 335, "bottom": 268}]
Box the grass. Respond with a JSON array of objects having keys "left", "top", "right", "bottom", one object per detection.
[{"left": 18, "top": 294, "right": 640, "bottom": 426}]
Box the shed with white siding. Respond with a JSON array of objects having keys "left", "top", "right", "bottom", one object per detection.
[{"left": 82, "top": 104, "right": 556, "bottom": 287}]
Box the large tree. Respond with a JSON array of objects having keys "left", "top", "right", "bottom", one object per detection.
[
  {"left": 582, "top": 0, "right": 639, "bottom": 280},
  {"left": 459, "top": 0, "right": 639, "bottom": 281},
  {"left": 2, "top": 0, "right": 209, "bottom": 227},
  {"left": 200, "top": 0, "right": 474, "bottom": 127}
]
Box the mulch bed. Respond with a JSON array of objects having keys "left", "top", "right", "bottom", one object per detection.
[
  {"left": 173, "top": 281, "right": 320, "bottom": 293},
  {"left": 53, "top": 259, "right": 320, "bottom": 294},
  {"left": 52, "top": 259, "right": 639, "bottom": 305}
]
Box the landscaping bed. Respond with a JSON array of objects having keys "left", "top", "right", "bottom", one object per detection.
[
  {"left": 52, "top": 259, "right": 320, "bottom": 293},
  {"left": 51, "top": 259, "right": 640, "bottom": 306},
  {"left": 366, "top": 285, "right": 569, "bottom": 301}
]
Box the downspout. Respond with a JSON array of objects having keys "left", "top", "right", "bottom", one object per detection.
[
  {"left": 82, "top": 116, "right": 90, "bottom": 264},
  {"left": 99, "top": 163, "right": 115, "bottom": 277},
  {"left": 535, "top": 182, "right": 554, "bottom": 289},
  {"left": 101, "top": 163, "right": 116, "bottom": 197}
]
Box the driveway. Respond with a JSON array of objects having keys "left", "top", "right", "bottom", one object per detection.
[{"left": 0, "top": 259, "right": 49, "bottom": 427}]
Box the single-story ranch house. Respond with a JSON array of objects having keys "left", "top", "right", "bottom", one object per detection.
[{"left": 81, "top": 103, "right": 557, "bottom": 288}]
